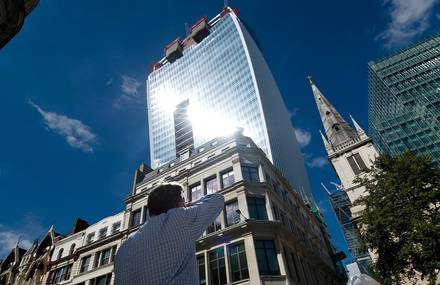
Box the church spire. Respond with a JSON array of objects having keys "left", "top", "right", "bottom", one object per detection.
[
  {"left": 319, "top": 130, "right": 332, "bottom": 153},
  {"left": 350, "top": 114, "right": 368, "bottom": 140},
  {"left": 308, "top": 76, "right": 358, "bottom": 150}
]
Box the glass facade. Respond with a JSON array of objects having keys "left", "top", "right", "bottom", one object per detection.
[
  {"left": 147, "top": 10, "right": 311, "bottom": 195},
  {"left": 368, "top": 35, "right": 440, "bottom": 164}
]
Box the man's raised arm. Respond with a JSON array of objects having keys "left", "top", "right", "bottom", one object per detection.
[{"left": 183, "top": 193, "right": 224, "bottom": 240}]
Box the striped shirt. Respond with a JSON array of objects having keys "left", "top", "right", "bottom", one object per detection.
[{"left": 114, "top": 193, "right": 224, "bottom": 285}]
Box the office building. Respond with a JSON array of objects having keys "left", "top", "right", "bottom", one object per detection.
[
  {"left": 368, "top": 35, "right": 440, "bottom": 163},
  {"left": 147, "top": 7, "right": 311, "bottom": 195}
]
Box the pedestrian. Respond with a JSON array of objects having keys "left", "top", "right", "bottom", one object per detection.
[{"left": 114, "top": 182, "right": 224, "bottom": 285}]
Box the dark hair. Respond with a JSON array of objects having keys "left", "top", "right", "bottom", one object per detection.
[{"left": 147, "top": 183, "right": 183, "bottom": 216}]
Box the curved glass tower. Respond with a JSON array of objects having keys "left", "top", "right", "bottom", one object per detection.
[{"left": 147, "top": 8, "right": 311, "bottom": 195}]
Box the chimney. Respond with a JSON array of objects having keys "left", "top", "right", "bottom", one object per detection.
[
  {"left": 71, "top": 218, "right": 89, "bottom": 234},
  {"left": 132, "top": 163, "right": 153, "bottom": 195}
]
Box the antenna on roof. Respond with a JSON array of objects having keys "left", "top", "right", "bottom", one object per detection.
[
  {"left": 224, "top": 0, "right": 229, "bottom": 8},
  {"left": 184, "top": 23, "right": 191, "bottom": 36},
  {"left": 321, "top": 182, "right": 332, "bottom": 195}
]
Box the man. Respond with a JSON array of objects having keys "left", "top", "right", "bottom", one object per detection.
[{"left": 115, "top": 182, "right": 224, "bottom": 285}]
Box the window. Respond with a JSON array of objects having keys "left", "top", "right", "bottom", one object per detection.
[
  {"left": 228, "top": 243, "right": 249, "bottom": 282},
  {"left": 207, "top": 214, "right": 222, "bottom": 233},
  {"left": 209, "top": 247, "right": 227, "bottom": 285},
  {"left": 143, "top": 206, "right": 148, "bottom": 223},
  {"left": 190, "top": 183, "right": 203, "bottom": 201},
  {"left": 100, "top": 248, "right": 112, "bottom": 266},
  {"left": 347, "top": 153, "right": 367, "bottom": 175},
  {"left": 91, "top": 273, "right": 112, "bottom": 285},
  {"left": 197, "top": 254, "right": 206, "bottom": 285},
  {"left": 110, "top": 246, "right": 117, "bottom": 263},
  {"left": 247, "top": 197, "right": 267, "bottom": 220},
  {"left": 242, "top": 166, "right": 259, "bottom": 182},
  {"left": 94, "top": 247, "right": 115, "bottom": 268},
  {"left": 80, "top": 255, "right": 91, "bottom": 273},
  {"left": 111, "top": 222, "right": 121, "bottom": 234},
  {"left": 47, "top": 265, "right": 72, "bottom": 284},
  {"left": 205, "top": 176, "right": 217, "bottom": 194},
  {"left": 86, "top": 233, "right": 95, "bottom": 244},
  {"left": 221, "top": 169, "right": 235, "bottom": 189},
  {"left": 99, "top": 227, "right": 108, "bottom": 239},
  {"left": 69, "top": 244, "right": 75, "bottom": 255},
  {"left": 57, "top": 248, "right": 63, "bottom": 260},
  {"left": 131, "top": 209, "right": 142, "bottom": 227},
  {"left": 225, "top": 201, "right": 240, "bottom": 226},
  {"left": 254, "top": 240, "right": 280, "bottom": 275}
]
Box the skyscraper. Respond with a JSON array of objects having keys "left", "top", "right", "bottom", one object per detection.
[
  {"left": 147, "top": 7, "right": 311, "bottom": 195},
  {"left": 368, "top": 34, "right": 440, "bottom": 163}
]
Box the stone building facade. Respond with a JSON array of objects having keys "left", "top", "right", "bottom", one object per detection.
[{"left": 1, "top": 133, "right": 345, "bottom": 285}]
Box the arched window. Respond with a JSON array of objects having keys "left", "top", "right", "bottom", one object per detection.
[
  {"left": 69, "top": 244, "right": 76, "bottom": 255},
  {"left": 57, "top": 248, "right": 64, "bottom": 260}
]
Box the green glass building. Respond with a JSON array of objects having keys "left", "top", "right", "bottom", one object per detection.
[{"left": 368, "top": 35, "right": 440, "bottom": 163}]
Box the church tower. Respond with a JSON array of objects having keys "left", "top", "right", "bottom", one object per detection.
[{"left": 308, "top": 77, "right": 378, "bottom": 219}]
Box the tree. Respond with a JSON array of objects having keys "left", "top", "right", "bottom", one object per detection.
[{"left": 355, "top": 152, "right": 440, "bottom": 285}]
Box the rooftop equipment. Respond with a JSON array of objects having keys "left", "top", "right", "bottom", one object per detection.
[
  {"left": 165, "top": 38, "right": 183, "bottom": 63},
  {"left": 191, "top": 17, "right": 210, "bottom": 43}
]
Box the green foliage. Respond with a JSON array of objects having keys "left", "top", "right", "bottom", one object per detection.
[{"left": 354, "top": 152, "right": 440, "bottom": 285}]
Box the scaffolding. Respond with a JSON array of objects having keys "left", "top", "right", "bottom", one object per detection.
[{"left": 323, "top": 183, "right": 372, "bottom": 273}]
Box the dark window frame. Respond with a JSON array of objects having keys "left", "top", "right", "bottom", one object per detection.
[
  {"left": 225, "top": 200, "right": 240, "bottom": 227},
  {"left": 207, "top": 214, "right": 222, "bottom": 234},
  {"left": 221, "top": 168, "right": 235, "bottom": 189},
  {"left": 247, "top": 196, "right": 268, "bottom": 220},
  {"left": 209, "top": 247, "right": 227, "bottom": 285},
  {"left": 111, "top": 222, "right": 121, "bottom": 234},
  {"left": 57, "top": 248, "right": 63, "bottom": 260},
  {"left": 204, "top": 176, "right": 218, "bottom": 194},
  {"left": 80, "top": 255, "right": 91, "bottom": 273},
  {"left": 241, "top": 166, "right": 259, "bottom": 182},
  {"left": 190, "top": 182, "right": 203, "bottom": 201},
  {"left": 131, "top": 209, "right": 142, "bottom": 227},
  {"left": 228, "top": 242, "right": 249, "bottom": 282},
  {"left": 197, "top": 254, "right": 206, "bottom": 285},
  {"left": 254, "top": 240, "right": 280, "bottom": 276}
]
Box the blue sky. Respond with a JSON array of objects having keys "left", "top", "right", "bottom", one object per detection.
[{"left": 1, "top": 0, "right": 439, "bottom": 261}]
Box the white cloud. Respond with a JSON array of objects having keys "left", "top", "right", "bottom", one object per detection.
[
  {"left": 0, "top": 228, "right": 33, "bottom": 258},
  {"left": 0, "top": 215, "right": 45, "bottom": 259},
  {"left": 378, "top": 0, "right": 438, "bottom": 47},
  {"left": 306, "top": 156, "right": 329, "bottom": 168},
  {"left": 121, "top": 75, "right": 141, "bottom": 95},
  {"left": 114, "top": 75, "right": 143, "bottom": 108},
  {"left": 106, "top": 78, "right": 113, "bottom": 86},
  {"left": 288, "top": 108, "right": 299, "bottom": 118},
  {"left": 29, "top": 100, "right": 97, "bottom": 153},
  {"left": 294, "top": 128, "right": 312, "bottom": 148}
]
